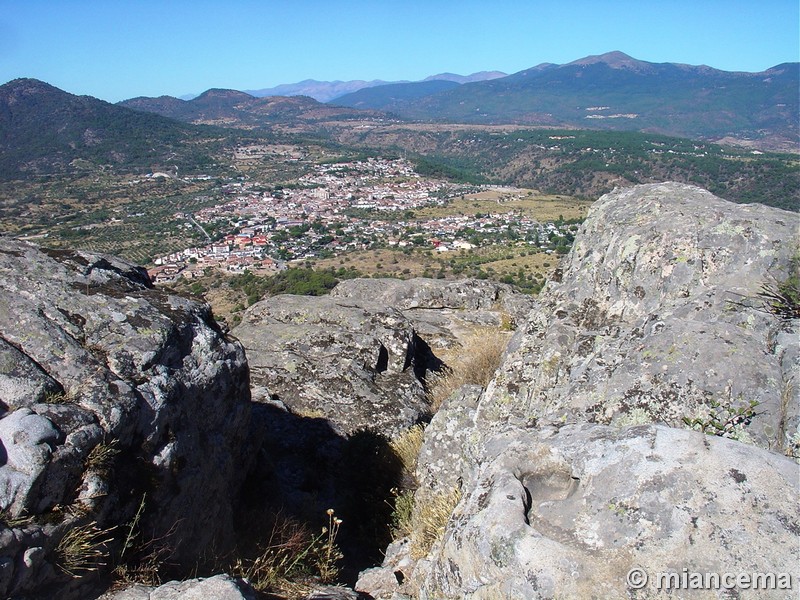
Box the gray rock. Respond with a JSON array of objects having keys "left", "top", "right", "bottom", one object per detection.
[
  {"left": 413, "top": 424, "right": 799, "bottom": 600},
  {"left": 304, "top": 584, "right": 363, "bottom": 599},
  {"left": 332, "top": 278, "right": 534, "bottom": 350},
  {"left": 233, "top": 293, "right": 433, "bottom": 436},
  {"left": 415, "top": 385, "right": 482, "bottom": 496},
  {"left": 0, "top": 240, "right": 252, "bottom": 598},
  {"left": 330, "top": 277, "right": 531, "bottom": 314},
  {"left": 234, "top": 278, "right": 534, "bottom": 438},
  {"left": 358, "top": 184, "right": 800, "bottom": 600},
  {"left": 480, "top": 183, "right": 799, "bottom": 453},
  {"left": 0, "top": 408, "right": 61, "bottom": 515},
  {"left": 355, "top": 537, "right": 415, "bottom": 600},
  {"left": 101, "top": 573, "right": 363, "bottom": 600},
  {"left": 0, "top": 338, "right": 61, "bottom": 411},
  {"left": 97, "top": 574, "right": 256, "bottom": 600}
]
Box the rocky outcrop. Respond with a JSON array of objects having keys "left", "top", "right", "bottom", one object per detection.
[
  {"left": 329, "top": 277, "right": 531, "bottom": 315},
  {"left": 233, "top": 293, "right": 436, "bottom": 437},
  {"left": 481, "top": 182, "right": 799, "bottom": 452},
  {"left": 233, "top": 278, "right": 535, "bottom": 438},
  {"left": 413, "top": 423, "right": 799, "bottom": 599},
  {"left": 331, "top": 278, "right": 534, "bottom": 350},
  {"left": 230, "top": 279, "right": 535, "bottom": 583},
  {"left": 357, "top": 183, "right": 800, "bottom": 599},
  {"left": 0, "top": 241, "right": 252, "bottom": 599},
  {"left": 97, "top": 574, "right": 256, "bottom": 600},
  {"left": 5, "top": 182, "right": 796, "bottom": 600}
]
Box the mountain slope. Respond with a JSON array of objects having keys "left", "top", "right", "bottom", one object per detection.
[
  {"left": 245, "top": 79, "right": 392, "bottom": 102},
  {"left": 330, "top": 80, "right": 460, "bottom": 110},
  {"left": 393, "top": 52, "right": 800, "bottom": 150},
  {"left": 120, "top": 88, "right": 386, "bottom": 127},
  {"left": 0, "top": 78, "right": 220, "bottom": 178}
]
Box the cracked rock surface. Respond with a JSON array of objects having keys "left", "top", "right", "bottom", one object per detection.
[
  {"left": 233, "top": 293, "right": 435, "bottom": 437},
  {"left": 0, "top": 240, "right": 252, "bottom": 599},
  {"left": 358, "top": 183, "right": 800, "bottom": 600}
]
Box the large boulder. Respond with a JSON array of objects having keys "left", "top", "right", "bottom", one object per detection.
[
  {"left": 0, "top": 240, "right": 252, "bottom": 599},
  {"left": 480, "top": 182, "right": 799, "bottom": 453},
  {"left": 233, "top": 278, "right": 535, "bottom": 440},
  {"left": 330, "top": 277, "right": 529, "bottom": 314},
  {"left": 97, "top": 574, "right": 256, "bottom": 600},
  {"left": 233, "top": 293, "right": 436, "bottom": 437},
  {"left": 358, "top": 183, "right": 800, "bottom": 599},
  {"left": 331, "top": 278, "right": 535, "bottom": 350},
  {"left": 414, "top": 423, "right": 799, "bottom": 599}
]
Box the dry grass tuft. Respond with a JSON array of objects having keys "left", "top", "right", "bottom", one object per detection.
[
  {"left": 429, "top": 327, "right": 511, "bottom": 411},
  {"left": 233, "top": 514, "right": 314, "bottom": 593},
  {"left": 232, "top": 509, "right": 343, "bottom": 596},
  {"left": 390, "top": 489, "right": 416, "bottom": 538},
  {"left": 85, "top": 439, "right": 119, "bottom": 476},
  {"left": 55, "top": 521, "right": 116, "bottom": 577},
  {"left": 42, "top": 390, "right": 76, "bottom": 404},
  {"left": 409, "top": 486, "right": 462, "bottom": 559},
  {"left": 386, "top": 425, "right": 427, "bottom": 542},
  {"left": 390, "top": 424, "right": 426, "bottom": 482}
]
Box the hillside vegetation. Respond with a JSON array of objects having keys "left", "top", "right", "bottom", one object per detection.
[
  {"left": 0, "top": 79, "right": 231, "bottom": 179},
  {"left": 330, "top": 126, "right": 800, "bottom": 211},
  {"left": 0, "top": 77, "right": 797, "bottom": 280}
]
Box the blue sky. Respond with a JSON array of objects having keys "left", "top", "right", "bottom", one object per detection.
[{"left": 1, "top": 0, "right": 797, "bottom": 102}]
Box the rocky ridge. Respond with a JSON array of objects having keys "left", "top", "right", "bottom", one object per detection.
[
  {"left": 479, "top": 182, "right": 799, "bottom": 452},
  {"left": 357, "top": 182, "right": 800, "bottom": 599},
  {"left": 233, "top": 294, "right": 432, "bottom": 437},
  {"left": 234, "top": 278, "right": 532, "bottom": 436},
  {"left": 0, "top": 250, "right": 522, "bottom": 599},
  {"left": 1, "top": 181, "right": 797, "bottom": 600},
  {"left": 229, "top": 277, "right": 529, "bottom": 584},
  {"left": 0, "top": 241, "right": 252, "bottom": 598},
  {"left": 330, "top": 277, "right": 534, "bottom": 351}
]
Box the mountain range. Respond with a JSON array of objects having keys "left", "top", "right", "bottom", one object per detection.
[
  {"left": 241, "top": 71, "right": 507, "bottom": 102},
  {"left": 115, "top": 52, "right": 797, "bottom": 151},
  {"left": 328, "top": 52, "right": 799, "bottom": 149},
  {"left": 1, "top": 51, "right": 798, "bottom": 182},
  {"left": 120, "top": 87, "right": 384, "bottom": 128}
]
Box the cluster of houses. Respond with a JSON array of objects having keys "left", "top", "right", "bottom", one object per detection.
[{"left": 146, "top": 158, "right": 575, "bottom": 284}]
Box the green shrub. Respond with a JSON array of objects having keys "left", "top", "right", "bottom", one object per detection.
[
  {"left": 759, "top": 252, "right": 800, "bottom": 319},
  {"left": 682, "top": 398, "right": 759, "bottom": 440}
]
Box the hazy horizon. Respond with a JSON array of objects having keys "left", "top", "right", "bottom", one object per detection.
[{"left": 1, "top": 0, "right": 798, "bottom": 103}]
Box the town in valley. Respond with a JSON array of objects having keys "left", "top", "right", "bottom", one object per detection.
[{"left": 146, "top": 157, "right": 584, "bottom": 284}]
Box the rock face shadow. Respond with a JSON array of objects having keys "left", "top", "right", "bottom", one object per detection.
[{"left": 235, "top": 401, "right": 407, "bottom": 585}]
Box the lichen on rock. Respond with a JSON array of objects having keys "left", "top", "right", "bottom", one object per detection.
[
  {"left": 0, "top": 240, "right": 252, "bottom": 599},
  {"left": 357, "top": 183, "right": 800, "bottom": 600},
  {"left": 481, "top": 182, "right": 799, "bottom": 453}
]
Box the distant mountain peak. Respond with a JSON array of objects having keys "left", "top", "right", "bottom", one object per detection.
[
  {"left": 423, "top": 71, "right": 507, "bottom": 84},
  {"left": 246, "top": 72, "right": 508, "bottom": 102},
  {"left": 567, "top": 51, "right": 651, "bottom": 70},
  {"left": 245, "top": 80, "right": 391, "bottom": 103},
  {"left": 195, "top": 88, "right": 254, "bottom": 101}
]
